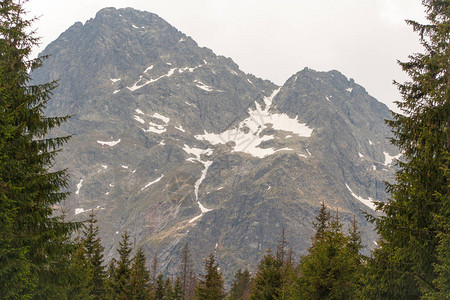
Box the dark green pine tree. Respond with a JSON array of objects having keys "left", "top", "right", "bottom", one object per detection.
[
  {"left": 128, "top": 247, "right": 151, "bottom": 299},
  {"left": 114, "top": 231, "right": 133, "bottom": 298},
  {"left": 165, "top": 277, "right": 174, "bottom": 299},
  {"left": 312, "top": 201, "right": 331, "bottom": 240},
  {"left": 154, "top": 274, "right": 166, "bottom": 300},
  {"left": 172, "top": 276, "right": 184, "bottom": 300},
  {"left": 82, "top": 211, "right": 106, "bottom": 299},
  {"left": 228, "top": 269, "right": 251, "bottom": 300},
  {"left": 0, "top": 1, "right": 79, "bottom": 297},
  {"left": 104, "top": 259, "right": 117, "bottom": 299},
  {"left": 250, "top": 249, "right": 282, "bottom": 300},
  {"left": 195, "top": 253, "right": 226, "bottom": 300},
  {"left": 294, "top": 209, "right": 361, "bottom": 299},
  {"left": 365, "top": 1, "right": 449, "bottom": 298}
]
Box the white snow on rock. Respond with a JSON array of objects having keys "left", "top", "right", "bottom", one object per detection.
[
  {"left": 345, "top": 183, "right": 376, "bottom": 210},
  {"left": 369, "top": 140, "right": 374, "bottom": 145},
  {"left": 132, "top": 24, "right": 139, "bottom": 29},
  {"left": 185, "top": 101, "right": 197, "bottom": 108},
  {"left": 194, "top": 80, "right": 215, "bottom": 92},
  {"left": 152, "top": 113, "right": 170, "bottom": 124},
  {"left": 134, "top": 115, "right": 145, "bottom": 124},
  {"left": 113, "top": 90, "right": 120, "bottom": 94},
  {"left": 358, "top": 152, "right": 364, "bottom": 158},
  {"left": 110, "top": 78, "right": 121, "bottom": 83},
  {"left": 188, "top": 158, "right": 214, "bottom": 224},
  {"left": 326, "top": 96, "right": 331, "bottom": 102},
  {"left": 75, "top": 179, "right": 83, "bottom": 195},
  {"left": 182, "top": 144, "right": 213, "bottom": 162},
  {"left": 141, "top": 174, "right": 164, "bottom": 191},
  {"left": 135, "top": 109, "right": 144, "bottom": 115},
  {"left": 306, "top": 148, "right": 312, "bottom": 156},
  {"left": 195, "top": 88, "right": 313, "bottom": 158},
  {"left": 144, "top": 65, "right": 153, "bottom": 73},
  {"left": 383, "top": 151, "right": 401, "bottom": 166},
  {"left": 122, "top": 165, "right": 128, "bottom": 169},
  {"left": 142, "top": 125, "right": 166, "bottom": 134},
  {"left": 346, "top": 87, "right": 353, "bottom": 92},
  {"left": 101, "top": 165, "right": 108, "bottom": 169},
  {"left": 127, "top": 68, "right": 177, "bottom": 91},
  {"left": 179, "top": 37, "right": 185, "bottom": 42},
  {"left": 97, "top": 139, "right": 121, "bottom": 147},
  {"left": 175, "top": 125, "right": 185, "bottom": 132},
  {"left": 373, "top": 165, "right": 377, "bottom": 171},
  {"left": 75, "top": 208, "right": 86, "bottom": 215}
]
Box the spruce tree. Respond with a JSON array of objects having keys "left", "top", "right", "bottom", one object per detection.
[
  {"left": 0, "top": 0, "right": 78, "bottom": 297},
  {"left": 129, "top": 247, "right": 151, "bottom": 299},
  {"left": 250, "top": 249, "right": 282, "bottom": 300},
  {"left": 366, "top": 1, "right": 449, "bottom": 297},
  {"left": 82, "top": 211, "right": 106, "bottom": 299},
  {"left": 178, "top": 242, "right": 196, "bottom": 300},
  {"left": 294, "top": 208, "right": 362, "bottom": 299},
  {"left": 228, "top": 269, "right": 251, "bottom": 300},
  {"left": 173, "top": 277, "right": 184, "bottom": 300},
  {"left": 195, "top": 253, "right": 225, "bottom": 300},
  {"left": 114, "top": 231, "right": 133, "bottom": 298},
  {"left": 154, "top": 274, "right": 166, "bottom": 300}
]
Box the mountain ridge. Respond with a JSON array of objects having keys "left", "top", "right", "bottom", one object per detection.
[{"left": 32, "top": 7, "right": 399, "bottom": 281}]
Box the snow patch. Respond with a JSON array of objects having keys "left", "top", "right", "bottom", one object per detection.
[
  {"left": 122, "top": 165, "right": 128, "bottom": 169},
  {"left": 346, "top": 87, "right": 353, "bottom": 92},
  {"left": 97, "top": 139, "right": 121, "bottom": 147},
  {"left": 194, "top": 80, "right": 216, "bottom": 92},
  {"left": 175, "top": 125, "right": 185, "bottom": 132},
  {"left": 132, "top": 24, "right": 139, "bottom": 29},
  {"left": 179, "top": 37, "right": 185, "bottom": 42},
  {"left": 144, "top": 65, "right": 153, "bottom": 73},
  {"left": 75, "top": 208, "right": 86, "bottom": 215},
  {"left": 369, "top": 140, "right": 374, "bottom": 145},
  {"left": 195, "top": 88, "right": 313, "bottom": 158},
  {"left": 113, "top": 90, "right": 120, "bottom": 94},
  {"left": 358, "top": 152, "right": 364, "bottom": 158},
  {"left": 110, "top": 78, "right": 121, "bottom": 83},
  {"left": 152, "top": 113, "right": 170, "bottom": 124},
  {"left": 141, "top": 174, "right": 164, "bottom": 191},
  {"left": 75, "top": 179, "right": 83, "bottom": 195},
  {"left": 101, "top": 165, "right": 108, "bottom": 169},
  {"left": 185, "top": 101, "right": 197, "bottom": 108},
  {"left": 134, "top": 115, "right": 145, "bottom": 124},
  {"left": 345, "top": 183, "right": 376, "bottom": 210},
  {"left": 127, "top": 68, "right": 177, "bottom": 91},
  {"left": 135, "top": 109, "right": 144, "bottom": 115},
  {"left": 383, "top": 151, "right": 401, "bottom": 166}
]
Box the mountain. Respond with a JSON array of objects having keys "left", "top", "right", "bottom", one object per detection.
[{"left": 32, "top": 7, "right": 400, "bottom": 281}]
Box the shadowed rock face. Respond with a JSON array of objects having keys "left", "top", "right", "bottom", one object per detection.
[{"left": 32, "top": 7, "right": 399, "bottom": 282}]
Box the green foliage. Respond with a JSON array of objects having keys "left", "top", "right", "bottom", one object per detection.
[
  {"left": 250, "top": 249, "right": 282, "bottom": 300},
  {"left": 228, "top": 269, "right": 251, "bottom": 300},
  {"left": 0, "top": 0, "right": 79, "bottom": 297},
  {"left": 293, "top": 207, "right": 363, "bottom": 299},
  {"left": 82, "top": 211, "right": 106, "bottom": 299},
  {"left": 195, "top": 253, "right": 226, "bottom": 300},
  {"left": 129, "top": 247, "right": 151, "bottom": 299},
  {"left": 366, "top": 0, "right": 449, "bottom": 297}
]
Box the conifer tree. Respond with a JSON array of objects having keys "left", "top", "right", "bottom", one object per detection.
[
  {"left": 366, "top": 1, "right": 449, "bottom": 297},
  {"left": 173, "top": 277, "right": 184, "bottom": 300},
  {"left": 228, "top": 269, "right": 251, "bottom": 300},
  {"left": 114, "top": 231, "right": 133, "bottom": 298},
  {"left": 195, "top": 253, "right": 225, "bottom": 300},
  {"left": 82, "top": 211, "right": 106, "bottom": 299},
  {"left": 165, "top": 277, "right": 174, "bottom": 299},
  {"left": 294, "top": 208, "right": 362, "bottom": 299},
  {"left": 178, "top": 242, "right": 196, "bottom": 300},
  {"left": 250, "top": 249, "right": 282, "bottom": 300},
  {"left": 129, "top": 247, "right": 151, "bottom": 299},
  {"left": 154, "top": 274, "right": 166, "bottom": 300},
  {"left": 0, "top": 0, "right": 78, "bottom": 297}
]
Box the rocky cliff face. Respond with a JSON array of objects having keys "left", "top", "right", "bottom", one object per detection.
[{"left": 32, "top": 7, "right": 399, "bottom": 281}]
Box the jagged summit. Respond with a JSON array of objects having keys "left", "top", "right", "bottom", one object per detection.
[{"left": 32, "top": 7, "right": 399, "bottom": 282}]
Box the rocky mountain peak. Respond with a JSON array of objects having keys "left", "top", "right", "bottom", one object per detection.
[{"left": 32, "top": 7, "right": 400, "bottom": 282}]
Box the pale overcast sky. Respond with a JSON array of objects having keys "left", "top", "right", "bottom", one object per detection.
[{"left": 26, "top": 0, "right": 427, "bottom": 111}]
